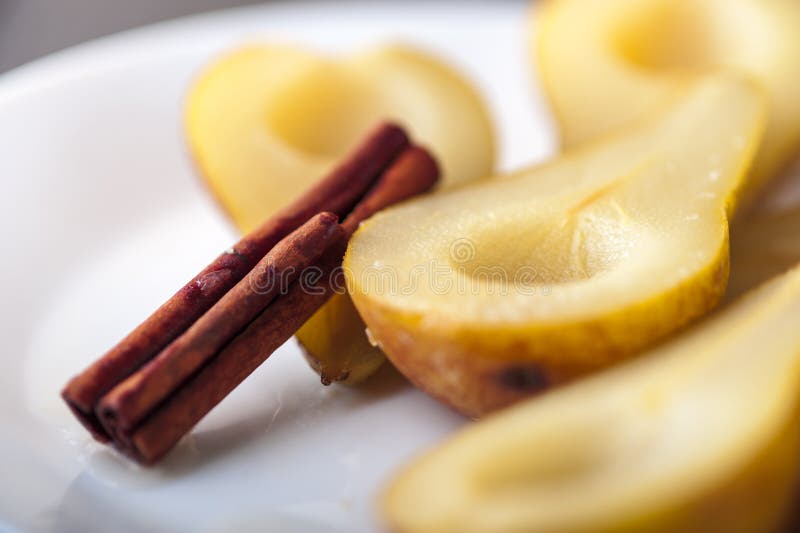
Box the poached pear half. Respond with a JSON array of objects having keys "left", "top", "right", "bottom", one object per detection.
[
  {"left": 346, "top": 77, "right": 765, "bottom": 415},
  {"left": 384, "top": 265, "right": 800, "bottom": 533}
]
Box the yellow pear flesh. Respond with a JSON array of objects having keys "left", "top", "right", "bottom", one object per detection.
[
  {"left": 185, "top": 44, "right": 495, "bottom": 385},
  {"left": 535, "top": 0, "right": 800, "bottom": 202},
  {"left": 296, "top": 293, "right": 385, "bottom": 385},
  {"left": 383, "top": 265, "right": 800, "bottom": 533},
  {"left": 345, "top": 77, "right": 764, "bottom": 415}
]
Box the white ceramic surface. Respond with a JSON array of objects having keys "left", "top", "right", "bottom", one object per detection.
[{"left": 0, "top": 2, "right": 556, "bottom": 532}]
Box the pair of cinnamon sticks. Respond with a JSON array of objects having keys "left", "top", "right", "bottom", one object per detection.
[{"left": 62, "top": 123, "right": 438, "bottom": 465}]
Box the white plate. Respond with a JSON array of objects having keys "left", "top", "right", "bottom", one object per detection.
[{"left": 0, "top": 2, "right": 556, "bottom": 532}]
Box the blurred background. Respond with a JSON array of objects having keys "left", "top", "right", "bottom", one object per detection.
[{"left": 0, "top": 0, "right": 268, "bottom": 72}]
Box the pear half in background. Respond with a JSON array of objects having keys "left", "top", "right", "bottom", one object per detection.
[
  {"left": 535, "top": 0, "right": 800, "bottom": 204},
  {"left": 384, "top": 265, "right": 800, "bottom": 533},
  {"left": 346, "top": 76, "right": 764, "bottom": 416},
  {"left": 185, "top": 44, "right": 495, "bottom": 385}
]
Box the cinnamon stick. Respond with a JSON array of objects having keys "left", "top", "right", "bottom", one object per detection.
[
  {"left": 61, "top": 120, "right": 439, "bottom": 465},
  {"left": 96, "top": 212, "right": 345, "bottom": 440},
  {"left": 121, "top": 238, "right": 349, "bottom": 463},
  {"left": 62, "top": 122, "right": 409, "bottom": 440}
]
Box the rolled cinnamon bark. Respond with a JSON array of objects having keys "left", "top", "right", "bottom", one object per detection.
[
  {"left": 61, "top": 120, "right": 440, "bottom": 465},
  {"left": 62, "top": 122, "right": 409, "bottom": 440},
  {"left": 124, "top": 236, "right": 350, "bottom": 464},
  {"left": 96, "top": 212, "right": 345, "bottom": 439}
]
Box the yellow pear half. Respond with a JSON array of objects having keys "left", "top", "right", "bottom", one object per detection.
[
  {"left": 535, "top": 0, "right": 800, "bottom": 202},
  {"left": 185, "top": 44, "right": 495, "bottom": 385},
  {"left": 345, "top": 77, "right": 765, "bottom": 415},
  {"left": 383, "top": 265, "right": 800, "bottom": 533},
  {"left": 186, "top": 44, "right": 494, "bottom": 231}
]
